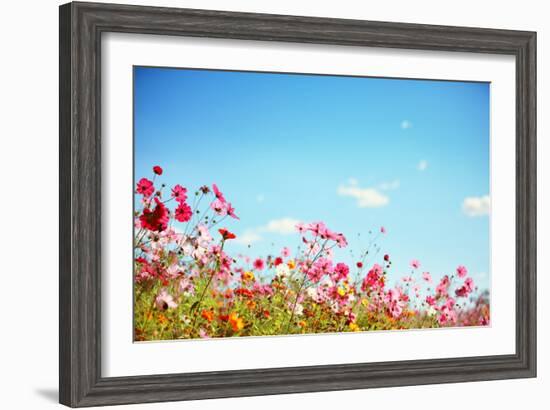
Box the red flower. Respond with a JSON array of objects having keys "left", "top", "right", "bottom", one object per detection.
[
  {"left": 175, "top": 202, "right": 192, "bottom": 222},
  {"left": 234, "top": 288, "right": 254, "bottom": 298},
  {"left": 356, "top": 262, "right": 363, "bottom": 268},
  {"left": 384, "top": 254, "right": 390, "bottom": 261},
  {"left": 139, "top": 197, "right": 169, "bottom": 231},
  {"left": 273, "top": 257, "right": 283, "bottom": 266},
  {"left": 136, "top": 178, "right": 154, "bottom": 197},
  {"left": 253, "top": 258, "right": 265, "bottom": 271},
  {"left": 218, "top": 228, "right": 236, "bottom": 240},
  {"left": 153, "top": 165, "right": 163, "bottom": 175}
]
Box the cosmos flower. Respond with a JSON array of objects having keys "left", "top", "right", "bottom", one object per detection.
[
  {"left": 175, "top": 202, "right": 192, "bottom": 222},
  {"left": 136, "top": 178, "right": 154, "bottom": 197},
  {"left": 155, "top": 289, "right": 178, "bottom": 310},
  {"left": 212, "top": 183, "right": 226, "bottom": 202},
  {"left": 171, "top": 184, "right": 187, "bottom": 203},
  {"left": 422, "top": 271, "right": 432, "bottom": 283},
  {"left": 253, "top": 258, "right": 265, "bottom": 270},
  {"left": 456, "top": 265, "right": 468, "bottom": 278},
  {"left": 139, "top": 197, "right": 169, "bottom": 231},
  {"left": 218, "top": 228, "right": 236, "bottom": 240}
]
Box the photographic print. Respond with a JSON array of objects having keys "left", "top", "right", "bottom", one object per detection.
[{"left": 133, "top": 66, "right": 490, "bottom": 342}]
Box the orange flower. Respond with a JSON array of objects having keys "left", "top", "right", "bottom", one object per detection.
[
  {"left": 158, "top": 313, "right": 168, "bottom": 325},
  {"left": 229, "top": 312, "right": 244, "bottom": 332},
  {"left": 246, "top": 300, "right": 256, "bottom": 310},
  {"left": 201, "top": 309, "right": 214, "bottom": 323},
  {"left": 297, "top": 320, "right": 306, "bottom": 328}
]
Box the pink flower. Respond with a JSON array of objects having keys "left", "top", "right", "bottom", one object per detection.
[
  {"left": 281, "top": 247, "right": 291, "bottom": 258},
  {"left": 226, "top": 202, "right": 239, "bottom": 220},
  {"left": 212, "top": 183, "right": 226, "bottom": 202},
  {"left": 380, "top": 226, "right": 386, "bottom": 234},
  {"left": 332, "top": 263, "right": 350, "bottom": 282},
  {"left": 309, "top": 221, "right": 327, "bottom": 237},
  {"left": 361, "top": 264, "right": 384, "bottom": 292},
  {"left": 175, "top": 202, "right": 192, "bottom": 222},
  {"left": 171, "top": 184, "right": 187, "bottom": 203},
  {"left": 438, "top": 298, "right": 458, "bottom": 325},
  {"left": 455, "top": 277, "right": 475, "bottom": 297},
  {"left": 295, "top": 222, "right": 308, "bottom": 234},
  {"left": 422, "top": 271, "right": 432, "bottom": 283},
  {"left": 136, "top": 178, "right": 154, "bottom": 197},
  {"left": 456, "top": 265, "right": 468, "bottom": 278},
  {"left": 410, "top": 259, "right": 420, "bottom": 269},
  {"left": 253, "top": 258, "right": 265, "bottom": 271},
  {"left": 436, "top": 275, "right": 451, "bottom": 298},
  {"left": 426, "top": 295, "right": 436, "bottom": 306},
  {"left": 335, "top": 233, "right": 348, "bottom": 248},
  {"left": 385, "top": 288, "right": 405, "bottom": 318},
  {"left": 210, "top": 199, "right": 228, "bottom": 216},
  {"left": 155, "top": 289, "right": 178, "bottom": 310}
]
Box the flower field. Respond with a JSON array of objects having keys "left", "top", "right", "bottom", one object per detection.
[{"left": 134, "top": 166, "right": 490, "bottom": 341}]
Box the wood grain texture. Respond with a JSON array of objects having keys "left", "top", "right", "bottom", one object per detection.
[{"left": 59, "top": 1, "right": 537, "bottom": 407}]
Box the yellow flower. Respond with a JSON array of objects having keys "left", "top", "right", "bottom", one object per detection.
[
  {"left": 297, "top": 320, "right": 306, "bottom": 328},
  {"left": 242, "top": 271, "right": 255, "bottom": 282},
  {"left": 361, "top": 298, "right": 369, "bottom": 307},
  {"left": 287, "top": 260, "right": 296, "bottom": 270},
  {"left": 229, "top": 312, "right": 244, "bottom": 332},
  {"left": 337, "top": 287, "right": 346, "bottom": 297},
  {"left": 349, "top": 322, "right": 360, "bottom": 332}
]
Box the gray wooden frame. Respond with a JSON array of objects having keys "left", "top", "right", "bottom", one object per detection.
[{"left": 59, "top": 1, "right": 537, "bottom": 407}]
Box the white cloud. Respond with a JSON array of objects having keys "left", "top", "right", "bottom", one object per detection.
[
  {"left": 261, "top": 218, "right": 301, "bottom": 235},
  {"left": 379, "top": 179, "right": 400, "bottom": 191},
  {"left": 417, "top": 160, "right": 428, "bottom": 171},
  {"left": 234, "top": 217, "right": 301, "bottom": 245},
  {"left": 234, "top": 230, "right": 263, "bottom": 245},
  {"left": 347, "top": 177, "right": 358, "bottom": 186},
  {"left": 337, "top": 183, "right": 389, "bottom": 208},
  {"left": 401, "top": 120, "right": 412, "bottom": 130},
  {"left": 462, "top": 195, "right": 490, "bottom": 217}
]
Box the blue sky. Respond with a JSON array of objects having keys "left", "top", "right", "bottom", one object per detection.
[{"left": 134, "top": 66, "right": 490, "bottom": 292}]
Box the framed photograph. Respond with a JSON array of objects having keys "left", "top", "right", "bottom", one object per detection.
[{"left": 59, "top": 1, "right": 536, "bottom": 407}]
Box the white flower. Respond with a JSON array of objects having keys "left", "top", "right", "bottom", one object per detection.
[
  {"left": 320, "top": 276, "right": 334, "bottom": 288},
  {"left": 293, "top": 303, "right": 304, "bottom": 316},
  {"left": 165, "top": 263, "right": 182, "bottom": 279},
  {"left": 276, "top": 263, "right": 290, "bottom": 278},
  {"left": 306, "top": 287, "right": 317, "bottom": 299},
  {"left": 180, "top": 235, "right": 194, "bottom": 256}
]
